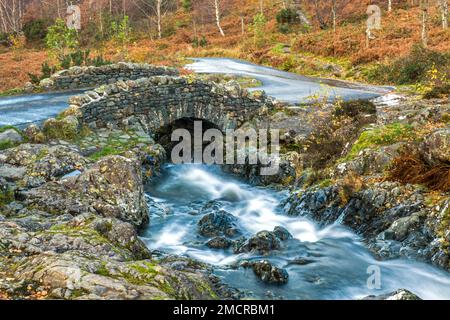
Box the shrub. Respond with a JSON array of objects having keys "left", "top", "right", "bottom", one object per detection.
[
  {"left": 366, "top": 44, "right": 450, "bottom": 85},
  {"left": 23, "top": 19, "right": 50, "bottom": 43},
  {"left": 387, "top": 149, "right": 450, "bottom": 192},
  {"left": 45, "top": 18, "right": 79, "bottom": 61},
  {"left": 181, "top": 0, "right": 192, "bottom": 11},
  {"left": 192, "top": 36, "right": 208, "bottom": 48},
  {"left": 276, "top": 8, "right": 299, "bottom": 25},
  {"left": 28, "top": 61, "right": 56, "bottom": 84},
  {"left": 333, "top": 100, "right": 377, "bottom": 118}
]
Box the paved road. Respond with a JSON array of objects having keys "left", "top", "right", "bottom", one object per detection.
[
  {"left": 186, "top": 57, "right": 393, "bottom": 104},
  {"left": 0, "top": 90, "right": 85, "bottom": 128}
]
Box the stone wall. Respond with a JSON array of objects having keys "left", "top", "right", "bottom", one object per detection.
[
  {"left": 68, "top": 76, "right": 274, "bottom": 132},
  {"left": 39, "top": 62, "right": 179, "bottom": 90}
]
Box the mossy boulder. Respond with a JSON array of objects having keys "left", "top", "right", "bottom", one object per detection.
[
  {"left": 43, "top": 116, "right": 79, "bottom": 141},
  {"left": 23, "top": 155, "right": 149, "bottom": 229}
]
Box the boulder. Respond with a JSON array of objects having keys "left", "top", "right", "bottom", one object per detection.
[
  {"left": 244, "top": 260, "right": 289, "bottom": 284},
  {"left": 0, "top": 129, "right": 23, "bottom": 145},
  {"left": 198, "top": 210, "right": 240, "bottom": 237},
  {"left": 206, "top": 236, "right": 233, "bottom": 249},
  {"left": 23, "top": 156, "right": 149, "bottom": 229},
  {"left": 362, "top": 289, "right": 421, "bottom": 300},
  {"left": 420, "top": 129, "right": 450, "bottom": 165},
  {"left": 235, "top": 227, "right": 291, "bottom": 255},
  {"left": 23, "top": 124, "right": 45, "bottom": 143}
]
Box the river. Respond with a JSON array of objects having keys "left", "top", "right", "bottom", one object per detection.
[
  {"left": 141, "top": 164, "right": 450, "bottom": 300},
  {"left": 0, "top": 60, "right": 448, "bottom": 300}
]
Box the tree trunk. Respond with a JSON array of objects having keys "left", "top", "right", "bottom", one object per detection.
[
  {"left": 421, "top": 0, "right": 429, "bottom": 47},
  {"left": 332, "top": 0, "right": 337, "bottom": 33},
  {"left": 240, "top": 16, "right": 244, "bottom": 35},
  {"left": 439, "top": 0, "right": 448, "bottom": 29},
  {"left": 421, "top": 0, "right": 429, "bottom": 45},
  {"left": 157, "top": 0, "right": 162, "bottom": 39},
  {"left": 388, "top": 0, "right": 392, "bottom": 12},
  {"left": 214, "top": 0, "right": 225, "bottom": 37}
]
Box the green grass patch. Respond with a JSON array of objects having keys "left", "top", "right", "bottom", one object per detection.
[
  {"left": 0, "top": 88, "right": 25, "bottom": 97},
  {"left": 0, "top": 188, "right": 15, "bottom": 206},
  {"left": 88, "top": 134, "right": 148, "bottom": 161},
  {"left": 344, "top": 123, "right": 416, "bottom": 161}
]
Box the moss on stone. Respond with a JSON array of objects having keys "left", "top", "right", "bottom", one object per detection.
[
  {"left": 344, "top": 123, "right": 416, "bottom": 161},
  {"left": 43, "top": 117, "right": 79, "bottom": 141}
]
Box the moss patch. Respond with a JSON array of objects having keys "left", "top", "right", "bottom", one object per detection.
[
  {"left": 0, "top": 188, "right": 15, "bottom": 206},
  {"left": 345, "top": 123, "right": 416, "bottom": 161}
]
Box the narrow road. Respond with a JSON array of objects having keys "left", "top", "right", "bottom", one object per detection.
[
  {"left": 186, "top": 58, "right": 393, "bottom": 104},
  {"left": 0, "top": 90, "right": 85, "bottom": 128}
]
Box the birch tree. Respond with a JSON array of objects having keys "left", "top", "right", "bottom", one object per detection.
[
  {"left": 0, "top": 0, "right": 25, "bottom": 33},
  {"left": 213, "top": 0, "right": 225, "bottom": 36},
  {"left": 439, "top": 0, "right": 448, "bottom": 30},
  {"left": 420, "top": 0, "right": 429, "bottom": 47}
]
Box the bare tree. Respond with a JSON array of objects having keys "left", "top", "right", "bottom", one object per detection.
[
  {"left": 420, "top": 0, "right": 429, "bottom": 47},
  {"left": 439, "top": 0, "right": 448, "bottom": 29},
  {"left": 131, "top": 0, "right": 175, "bottom": 38},
  {"left": 213, "top": 0, "right": 225, "bottom": 36},
  {"left": 0, "top": 0, "right": 25, "bottom": 33},
  {"left": 331, "top": 0, "right": 336, "bottom": 32}
]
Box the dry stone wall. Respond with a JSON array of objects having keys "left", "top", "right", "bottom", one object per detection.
[{"left": 39, "top": 62, "right": 179, "bottom": 90}]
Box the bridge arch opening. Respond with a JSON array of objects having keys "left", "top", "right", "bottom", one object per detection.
[{"left": 155, "top": 117, "right": 222, "bottom": 163}]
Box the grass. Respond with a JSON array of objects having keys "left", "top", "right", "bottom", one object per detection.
[
  {"left": 344, "top": 123, "right": 416, "bottom": 161},
  {"left": 87, "top": 134, "right": 150, "bottom": 161},
  {"left": 0, "top": 188, "right": 15, "bottom": 206}
]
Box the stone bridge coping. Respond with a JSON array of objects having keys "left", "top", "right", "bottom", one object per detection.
[{"left": 50, "top": 62, "right": 179, "bottom": 79}]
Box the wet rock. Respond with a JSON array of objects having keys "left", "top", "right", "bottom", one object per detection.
[
  {"left": 245, "top": 260, "right": 289, "bottom": 284},
  {"left": 273, "top": 226, "right": 293, "bottom": 241},
  {"left": 362, "top": 289, "right": 421, "bottom": 300},
  {"left": 206, "top": 236, "right": 233, "bottom": 249},
  {"left": 0, "top": 129, "right": 23, "bottom": 145},
  {"left": 234, "top": 229, "right": 284, "bottom": 255},
  {"left": 198, "top": 210, "right": 240, "bottom": 237}
]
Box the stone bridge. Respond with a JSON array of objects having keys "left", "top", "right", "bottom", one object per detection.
[{"left": 67, "top": 76, "right": 274, "bottom": 133}]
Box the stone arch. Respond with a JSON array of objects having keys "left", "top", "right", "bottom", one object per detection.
[{"left": 69, "top": 76, "right": 273, "bottom": 134}]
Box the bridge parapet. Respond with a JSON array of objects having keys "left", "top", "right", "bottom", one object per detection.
[{"left": 39, "top": 62, "right": 179, "bottom": 91}]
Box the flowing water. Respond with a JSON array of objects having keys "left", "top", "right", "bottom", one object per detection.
[
  {"left": 141, "top": 164, "right": 450, "bottom": 300},
  {"left": 0, "top": 90, "right": 86, "bottom": 128}
]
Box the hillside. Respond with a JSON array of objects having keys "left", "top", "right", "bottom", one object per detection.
[{"left": 0, "top": 0, "right": 449, "bottom": 93}]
